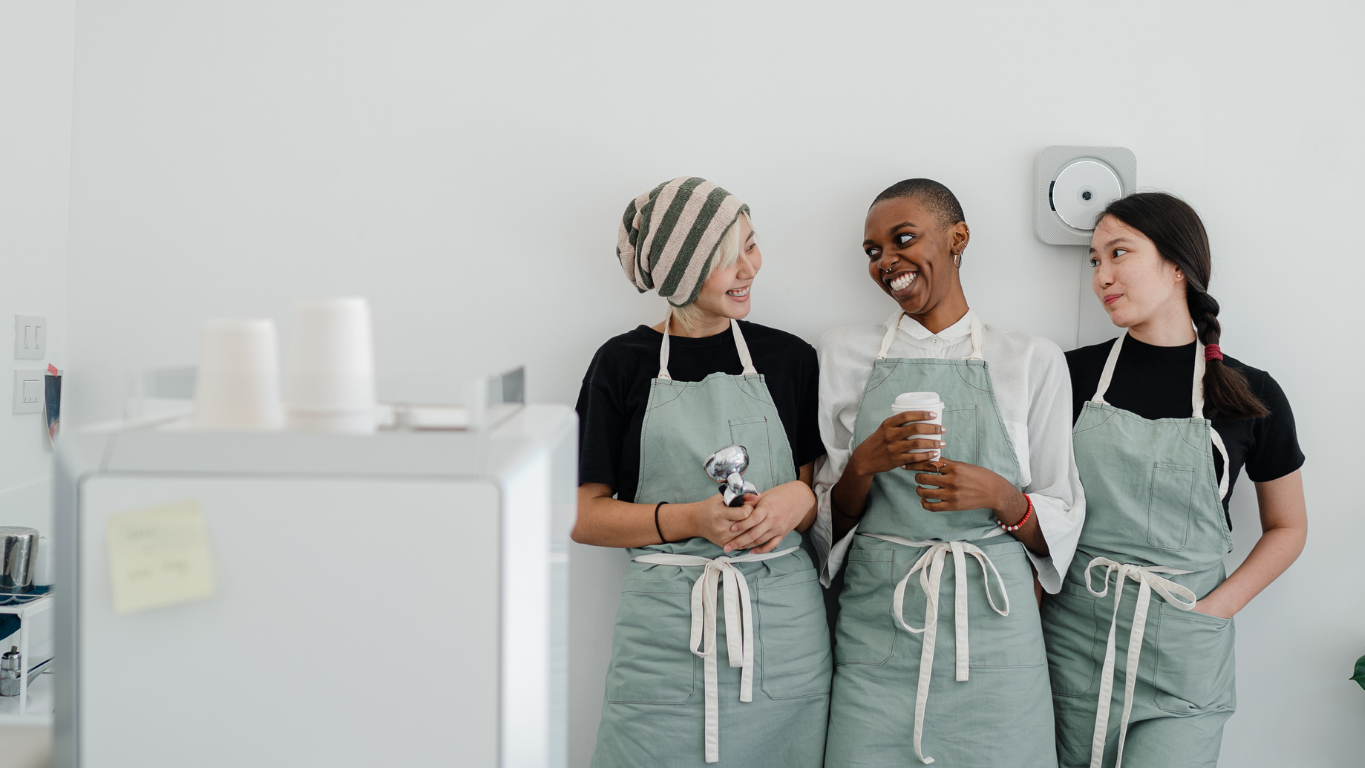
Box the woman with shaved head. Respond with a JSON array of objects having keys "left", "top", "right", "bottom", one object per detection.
[{"left": 813, "top": 179, "right": 1084, "bottom": 767}]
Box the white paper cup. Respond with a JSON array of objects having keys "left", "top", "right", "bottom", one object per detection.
[
  {"left": 285, "top": 297, "right": 376, "bottom": 433},
  {"left": 891, "top": 391, "right": 944, "bottom": 461},
  {"left": 33, "top": 536, "right": 53, "bottom": 588},
  {"left": 193, "top": 319, "right": 284, "bottom": 430}
]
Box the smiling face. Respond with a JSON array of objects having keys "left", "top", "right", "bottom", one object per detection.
[
  {"left": 864, "top": 197, "right": 969, "bottom": 320},
  {"left": 690, "top": 215, "right": 762, "bottom": 323},
  {"left": 1089, "top": 214, "right": 1188, "bottom": 329}
]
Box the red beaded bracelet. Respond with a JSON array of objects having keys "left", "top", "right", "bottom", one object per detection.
[{"left": 998, "top": 493, "right": 1033, "bottom": 532}]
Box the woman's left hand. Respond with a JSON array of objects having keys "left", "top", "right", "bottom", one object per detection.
[
  {"left": 724, "top": 480, "right": 816, "bottom": 554},
  {"left": 911, "top": 458, "right": 1015, "bottom": 513}
]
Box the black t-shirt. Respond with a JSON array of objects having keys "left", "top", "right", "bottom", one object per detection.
[
  {"left": 1066, "top": 336, "right": 1304, "bottom": 526},
  {"left": 576, "top": 321, "right": 824, "bottom": 503}
]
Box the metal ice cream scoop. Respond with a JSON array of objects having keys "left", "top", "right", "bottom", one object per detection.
[{"left": 704, "top": 445, "right": 759, "bottom": 507}]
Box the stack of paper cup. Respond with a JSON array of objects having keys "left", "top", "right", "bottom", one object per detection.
[
  {"left": 892, "top": 391, "right": 944, "bottom": 461},
  {"left": 193, "top": 319, "right": 284, "bottom": 430},
  {"left": 285, "top": 297, "right": 377, "bottom": 433}
]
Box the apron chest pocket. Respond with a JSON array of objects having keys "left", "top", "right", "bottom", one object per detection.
[
  {"left": 1148, "top": 463, "right": 1195, "bottom": 551},
  {"left": 605, "top": 580, "right": 697, "bottom": 704},
  {"left": 834, "top": 549, "right": 896, "bottom": 666},
  {"left": 729, "top": 417, "right": 775, "bottom": 491},
  {"left": 941, "top": 406, "right": 978, "bottom": 466},
  {"left": 1152, "top": 603, "right": 1236, "bottom": 714},
  {"left": 1042, "top": 583, "right": 1102, "bottom": 697},
  {"left": 756, "top": 569, "right": 832, "bottom": 699}
]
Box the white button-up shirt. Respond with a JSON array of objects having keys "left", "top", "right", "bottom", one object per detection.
[{"left": 811, "top": 310, "right": 1085, "bottom": 593}]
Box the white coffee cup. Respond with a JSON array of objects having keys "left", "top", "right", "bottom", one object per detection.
[
  {"left": 284, "top": 297, "right": 377, "bottom": 433},
  {"left": 891, "top": 391, "right": 944, "bottom": 461},
  {"left": 193, "top": 319, "right": 285, "bottom": 430},
  {"left": 33, "top": 535, "right": 53, "bottom": 588}
]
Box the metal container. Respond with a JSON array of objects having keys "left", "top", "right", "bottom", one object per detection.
[
  {"left": 0, "top": 646, "right": 20, "bottom": 697},
  {"left": 0, "top": 527, "right": 39, "bottom": 593}
]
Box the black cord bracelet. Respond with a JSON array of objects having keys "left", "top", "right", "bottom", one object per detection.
[{"left": 654, "top": 501, "right": 670, "bottom": 544}]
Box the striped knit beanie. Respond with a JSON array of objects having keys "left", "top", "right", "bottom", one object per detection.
[{"left": 617, "top": 177, "right": 750, "bottom": 307}]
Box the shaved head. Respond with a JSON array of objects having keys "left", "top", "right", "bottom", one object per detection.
[{"left": 871, "top": 178, "right": 965, "bottom": 229}]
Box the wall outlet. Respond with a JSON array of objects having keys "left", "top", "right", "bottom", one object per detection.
[
  {"left": 13, "top": 369, "right": 44, "bottom": 414},
  {"left": 14, "top": 315, "right": 47, "bottom": 360}
]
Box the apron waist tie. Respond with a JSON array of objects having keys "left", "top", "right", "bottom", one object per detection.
[
  {"left": 864, "top": 533, "right": 1011, "bottom": 765},
  {"left": 1083, "top": 557, "right": 1197, "bottom": 768},
  {"left": 631, "top": 546, "right": 800, "bottom": 764}
]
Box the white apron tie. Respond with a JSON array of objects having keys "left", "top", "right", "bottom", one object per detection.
[
  {"left": 1083, "top": 557, "right": 1197, "bottom": 768},
  {"left": 632, "top": 547, "right": 798, "bottom": 764},
  {"left": 864, "top": 534, "right": 1010, "bottom": 765}
]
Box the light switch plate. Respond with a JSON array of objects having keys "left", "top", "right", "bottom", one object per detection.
[
  {"left": 14, "top": 315, "right": 46, "bottom": 360},
  {"left": 13, "top": 369, "right": 44, "bottom": 414}
]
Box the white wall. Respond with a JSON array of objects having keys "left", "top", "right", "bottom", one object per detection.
[
  {"left": 0, "top": 0, "right": 75, "bottom": 537},
  {"left": 63, "top": 2, "right": 1364, "bottom": 766}
]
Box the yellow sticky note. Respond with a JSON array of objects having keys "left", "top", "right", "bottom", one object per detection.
[{"left": 106, "top": 500, "right": 216, "bottom": 614}]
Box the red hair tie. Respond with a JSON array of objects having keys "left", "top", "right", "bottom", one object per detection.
[{"left": 1204, "top": 344, "right": 1223, "bottom": 362}]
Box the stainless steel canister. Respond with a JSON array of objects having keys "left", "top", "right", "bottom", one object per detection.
[
  {"left": 0, "top": 646, "right": 20, "bottom": 697},
  {"left": 0, "top": 527, "right": 39, "bottom": 593}
]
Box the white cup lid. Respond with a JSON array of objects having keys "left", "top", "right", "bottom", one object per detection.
[{"left": 894, "top": 392, "right": 941, "bottom": 408}]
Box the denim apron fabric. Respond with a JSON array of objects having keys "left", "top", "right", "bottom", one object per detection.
[
  {"left": 1043, "top": 334, "right": 1236, "bottom": 768},
  {"left": 825, "top": 312, "right": 1057, "bottom": 767},
  {"left": 590, "top": 316, "right": 832, "bottom": 767}
]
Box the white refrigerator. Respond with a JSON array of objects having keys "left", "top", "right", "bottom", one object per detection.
[{"left": 52, "top": 404, "right": 575, "bottom": 768}]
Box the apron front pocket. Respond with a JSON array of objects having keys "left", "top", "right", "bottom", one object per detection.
[
  {"left": 834, "top": 549, "right": 896, "bottom": 665},
  {"left": 1042, "top": 582, "right": 1102, "bottom": 697},
  {"left": 605, "top": 579, "right": 698, "bottom": 704},
  {"left": 1152, "top": 603, "right": 1236, "bottom": 714},
  {"left": 961, "top": 550, "right": 1046, "bottom": 669},
  {"left": 728, "top": 416, "right": 775, "bottom": 491},
  {"left": 756, "top": 569, "right": 833, "bottom": 699},
  {"left": 1147, "top": 463, "right": 1195, "bottom": 551}
]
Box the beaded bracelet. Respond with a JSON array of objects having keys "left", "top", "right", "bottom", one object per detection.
[{"left": 997, "top": 493, "right": 1033, "bottom": 532}]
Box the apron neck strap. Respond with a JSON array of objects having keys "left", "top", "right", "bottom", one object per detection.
[
  {"left": 1192, "top": 339, "right": 1207, "bottom": 420},
  {"left": 1092, "top": 332, "right": 1230, "bottom": 499},
  {"left": 967, "top": 312, "right": 984, "bottom": 360},
  {"left": 1193, "top": 339, "right": 1231, "bottom": 499},
  {"left": 729, "top": 318, "right": 758, "bottom": 375},
  {"left": 876, "top": 310, "right": 984, "bottom": 361},
  {"left": 658, "top": 310, "right": 759, "bottom": 381},
  {"left": 1091, "top": 333, "right": 1126, "bottom": 404}
]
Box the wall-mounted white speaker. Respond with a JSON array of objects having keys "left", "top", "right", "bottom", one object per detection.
[{"left": 1034, "top": 146, "right": 1136, "bottom": 245}]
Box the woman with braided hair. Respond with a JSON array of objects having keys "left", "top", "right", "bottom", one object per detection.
[{"left": 1044, "top": 192, "right": 1308, "bottom": 768}]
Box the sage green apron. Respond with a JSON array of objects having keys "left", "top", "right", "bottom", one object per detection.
[
  {"left": 1043, "top": 334, "right": 1236, "bottom": 768},
  {"left": 825, "top": 312, "right": 1057, "bottom": 767},
  {"left": 590, "top": 316, "right": 832, "bottom": 768}
]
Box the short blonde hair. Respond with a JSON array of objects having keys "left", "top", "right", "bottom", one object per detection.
[{"left": 670, "top": 212, "right": 755, "bottom": 332}]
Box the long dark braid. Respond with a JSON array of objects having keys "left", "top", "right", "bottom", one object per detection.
[{"left": 1101, "top": 193, "right": 1268, "bottom": 421}]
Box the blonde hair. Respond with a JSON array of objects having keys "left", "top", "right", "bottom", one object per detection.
[{"left": 670, "top": 212, "right": 755, "bottom": 332}]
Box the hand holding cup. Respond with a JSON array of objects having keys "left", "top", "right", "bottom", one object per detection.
[{"left": 851, "top": 410, "right": 946, "bottom": 476}]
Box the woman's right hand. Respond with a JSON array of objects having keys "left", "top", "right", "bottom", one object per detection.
[
  {"left": 676, "top": 492, "right": 759, "bottom": 548},
  {"left": 850, "top": 411, "right": 945, "bottom": 476}
]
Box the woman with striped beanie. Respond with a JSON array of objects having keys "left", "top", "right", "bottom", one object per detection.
[{"left": 573, "top": 177, "right": 832, "bottom": 767}]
